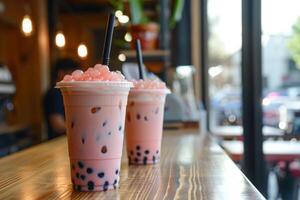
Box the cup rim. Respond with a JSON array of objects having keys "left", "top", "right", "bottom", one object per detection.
[
  {"left": 55, "top": 81, "right": 133, "bottom": 89},
  {"left": 129, "top": 88, "right": 171, "bottom": 94}
]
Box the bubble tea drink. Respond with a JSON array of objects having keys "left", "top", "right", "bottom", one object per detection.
[
  {"left": 56, "top": 64, "right": 132, "bottom": 191},
  {"left": 125, "top": 79, "right": 170, "bottom": 165}
]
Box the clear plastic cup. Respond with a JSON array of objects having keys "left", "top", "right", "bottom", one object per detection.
[
  {"left": 56, "top": 81, "right": 132, "bottom": 191},
  {"left": 125, "top": 89, "right": 170, "bottom": 165}
]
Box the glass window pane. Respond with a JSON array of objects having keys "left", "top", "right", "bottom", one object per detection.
[{"left": 207, "top": 0, "right": 242, "bottom": 131}]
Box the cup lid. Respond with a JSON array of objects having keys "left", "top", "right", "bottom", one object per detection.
[{"left": 56, "top": 81, "right": 133, "bottom": 89}]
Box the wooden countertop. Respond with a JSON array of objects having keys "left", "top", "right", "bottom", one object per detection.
[
  {"left": 222, "top": 140, "right": 300, "bottom": 162},
  {"left": 0, "top": 130, "right": 265, "bottom": 200}
]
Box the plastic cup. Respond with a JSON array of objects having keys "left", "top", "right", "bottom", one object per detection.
[
  {"left": 125, "top": 89, "right": 170, "bottom": 165},
  {"left": 56, "top": 81, "right": 132, "bottom": 192}
]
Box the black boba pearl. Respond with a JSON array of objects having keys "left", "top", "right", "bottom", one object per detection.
[
  {"left": 102, "top": 121, "right": 107, "bottom": 127},
  {"left": 113, "top": 185, "right": 117, "bottom": 189},
  {"left": 71, "top": 121, "right": 75, "bottom": 128},
  {"left": 98, "top": 172, "right": 105, "bottom": 178},
  {"left": 113, "top": 179, "right": 117, "bottom": 185},
  {"left": 136, "top": 145, "right": 140, "bottom": 150},
  {"left": 71, "top": 179, "right": 75, "bottom": 184},
  {"left": 76, "top": 185, "right": 81, "bottom": 191},
  {"left": 137, "top": 152, "right": 141, "bottom": 156},
  {"left": 156, "top": 150, "right": 159, "bottom": 154},
  {"left": 103, "top": 181, "right": 109, "bottom": 191},
  {"left": 145, "top": 150, "right": 149, "bottom": 154},
  {"left": 80, "top": 175, "right": 85, "bottom": 180},
  {"left": 137, "top": 114, "right": 141, "bottom": 120},
  {"left": 101, "top": 145, "right": 107, "bottom": 153},
  {"left": 134, "top": 158, "right": 139, "bottom": 163},
  {"left": 76, "top": 172, "right": 80, "bottom": 178},
  {"left": 144, "top": 116, "right": 148, "bottom": 121},
  {"left": 78, "top": 161, "right": 84, "bottom": 169},
  {"left": 87, "top": 181, "right": 94, "bottom": 191},
  {"left": 153, "top": 156, "right": 156, "bottom": 163},
  {"left": 81, "top": 137, "right": 85, "bottom": 144},
  {"left": 118, "top": 125, "right": 122, "bottom": 131},
  {"left": 108, "top": 132, "right": 111, "bottom": 135},
  {"left": 130, "top": 151, "right": 134, "bottom": 155},
  {"left": 143, "top": 157, "right": 147, "bottom": 165},
  {"left": 86, "top": 168, "right": 93, "bottom": 174},
  {"left": 115, "top": 169, "right": 119, "bottom": 175}
]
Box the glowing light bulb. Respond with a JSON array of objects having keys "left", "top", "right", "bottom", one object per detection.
[
  {"left": 124, "top": 32, "right": 132, "bottom": 42},
  {"left": 115, "top": 10, "right": 123, "bottom": 18},
  {"left": 21, "top": 15, "right": 33, "bottom": 36},
  {"left": 118, "top": 53, "right": 126, "bottom": 62},
  {"left": 77, "top": 43, "right": 88, "bottom": 59},
  {"left": 118, "top": 15, "right": 129, "bottom": 24},
  {"left": 55, "top": 32, "right": 65, "bottom": 48}
]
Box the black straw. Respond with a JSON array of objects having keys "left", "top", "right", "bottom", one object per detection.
[
  {"left": 135, "top": 40, "right": 144, "bottom": 79},
  {"left": 102, "top": 13, "right": 115, "bottom": 65}
]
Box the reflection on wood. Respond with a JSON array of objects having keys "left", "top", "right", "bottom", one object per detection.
[{"left": 0, "top": 130, "right": 265, "bottom": 199}]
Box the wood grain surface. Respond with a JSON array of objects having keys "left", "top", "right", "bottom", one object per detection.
[
  {"left": 222, "top": 140, "right": 300, "bottom": 162},
  {"left": 0, "top": 130, "right": 265, "bottom": 200}
]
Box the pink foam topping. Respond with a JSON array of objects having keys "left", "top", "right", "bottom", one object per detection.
[
  {"left": 61, "top": 64, "right": 126, "bottom": 82},
  {"left": 132, "top": 79, "right": 166, "bottom": 89}
]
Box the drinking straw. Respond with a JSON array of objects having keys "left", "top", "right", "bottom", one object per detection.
[
  {"left": 102, "top": 13, "right": 115, "bottom": 66},
  {"left": 135, "top": 39, "right": 144, "bottom": 79}
]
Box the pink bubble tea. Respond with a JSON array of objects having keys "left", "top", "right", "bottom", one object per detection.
[
  {"left": 56, "top": 65, "right": 132, "bottom": 191},
  {"left": 125, "top": 79, "right": 170, "bottom": 165}
]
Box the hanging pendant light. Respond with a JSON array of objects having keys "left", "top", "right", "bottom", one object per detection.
[{"left": 55, "top": 31, "right": 66, "bottom": 48}]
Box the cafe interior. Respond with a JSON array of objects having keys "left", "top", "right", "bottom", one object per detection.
[{"left": 0, "top": 0, "right": 300, "bottom": 199}]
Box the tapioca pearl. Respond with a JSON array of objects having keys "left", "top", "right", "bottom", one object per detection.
[
  {"left": 91, "top": 107, "right": 101, "bottom": 113},
  {"left": 87, "top": 181, "right": 94, "bottom": 191},
  {"left": 118, "top": 100, "right": 122, "bottom": 111},
  {"left": 78, "top": 161, "right": 84, "bottom": 169},
  {"left": 101, "top": 145, "right": 107, "bottom": 154},
  {"left": 115, "top": 169, "right": 119, "bottom": 175},
  {"left": 102, "top": 120, "right": 107, "bottom": 127},
  {"left": 71, "top": 179, "right": 75, "bottom": 184},
  {"left": 144, "top": 150, "right": 150, "bottom": 155},
  {"left": 98, "top": 172, "right": 105, "bottom": 178},
  {"left": 76, "top": 185, "right": 82, "bottom": 191},
  {"left": 118, "top": 125, "right": 122, "bottom": 131},
  {"left": 71, "top": 121, "right": 75, "bottom": 128},
  {"left": 152, "top": 156, "right": 156, "bottom": 163},
  {"left": 136, "top": 145, "right": 140, "bottom": 150},
  {"left": 136, "top": 114, "right": 141, "bottom": 120},
  {"left": 86, "top": 168, "right": 93, "bottom": 174},
  {"left": 134, "top": 158, "right": 139, "bottom": 163},
  {"left": 81, "top": 137, "right": 85, "bottom": 144},
  {"left": 113, "top": 185, "right": 117, "bottom": 189},
  {"left": 156, "top": 150, "right": 159, "bottom": 154},
  {"left": 136, "top": 152, "right": 141, "bottom": 157},
  {"left": 155, "top": 107, "right": 159, "bottom": 114},
  {"left": 113, "top": 179, "right": 117, "bottom": 185},
  {"left": 76, "top": 172, "right": 80, "bottom": 179},
  {"left": 130, "top": 150, "right": 134, "bottom": 155},
  {"left": 130, "top": 101, "right": 135, "bottom": 106},
  {"left": 144, "top": 116, "right": 148, "bottom": 121},
  {"left": 143, "top": 157, "right": 147, "bottom": 165},
  {"left": 108, "top": 131, "right": 111, "bottom": 135},
  {"left": 103, "top": 181, "right": 109, "bottom": 191},
  {"left": 80, "top": 174, "right": 86, "bottom": 180}
]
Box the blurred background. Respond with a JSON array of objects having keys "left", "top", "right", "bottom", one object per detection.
[{"left": 0, "top": 0, "right": 300, "bottom": 199}]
